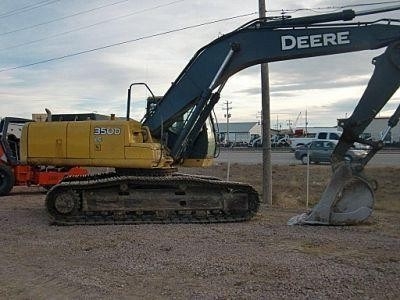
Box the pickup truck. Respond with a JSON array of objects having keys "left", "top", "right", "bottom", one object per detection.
[{"left": 289, "top": 131, "right": 341, "bottom": 150}]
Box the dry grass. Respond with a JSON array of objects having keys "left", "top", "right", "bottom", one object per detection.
[{"left": 181, "top": 164, "right": 400, "bottom": 212}]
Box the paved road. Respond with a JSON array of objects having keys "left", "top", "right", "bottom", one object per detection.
[{"left": 216, "top": 149, "right": 400, "bottom": 166}]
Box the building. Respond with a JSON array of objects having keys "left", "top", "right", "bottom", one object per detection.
[
  {"left": 359, "top": 117, "right": 400, "bottom": 144},
  {"left": 217, "top": 122, "right": 283, "bottom": 145},
  {"left": 217, "top": 122, "right": 261, "bottom": 145},
  {"left": 338, "top": 116, "right": 400, "bottom": 145}
]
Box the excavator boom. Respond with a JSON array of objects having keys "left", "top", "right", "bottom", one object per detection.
[{"left": 144, "top": 11, "right": 400, "bottom": 162}]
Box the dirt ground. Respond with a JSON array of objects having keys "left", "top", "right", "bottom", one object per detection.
[{"left": 0, "top": 164, "right": 399, "bottom": 299}]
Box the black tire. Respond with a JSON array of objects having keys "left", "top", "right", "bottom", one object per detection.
[
  {"left": 301, "top": 155, "right": 309, "bottom": 165},
  {"left": 0, "top": 164, "right": 15, "bottom": 196}
]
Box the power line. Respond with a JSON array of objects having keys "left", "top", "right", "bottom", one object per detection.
[
  {"left": 1, "top": 0, "right": 398, "bottom": 72},
  {"left": 0, "top": 0, "right": 186, "bottom": 52},
  {"left": 341, "top": 0, "right": 400, "bottom": 8},
  {"left": 0, "top": 12, "right": 257, "bottom": 73},
  {"left": 0, "top": 0, "right": 130, "bottom": 37},
  {"left": 276, "top": 1, "right": 400, "bottom": 14},
  {"left": 1, "top": 0, "right": 397, "bottom": 38},
  {"left": 0, "top": 0, "right": 60, "bottom": 19}
]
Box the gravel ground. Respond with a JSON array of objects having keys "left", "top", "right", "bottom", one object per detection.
[{"left": 0, "top": 184, "right": 399, "bottom": 299}]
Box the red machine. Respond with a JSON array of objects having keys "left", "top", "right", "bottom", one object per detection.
[{"left": 0, "top": 117, "right": 87, "bottom": 196}]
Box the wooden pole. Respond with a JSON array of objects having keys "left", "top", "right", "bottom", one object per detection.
[{"left": 258, "top": 0, "right": 272, "bottom": 205}]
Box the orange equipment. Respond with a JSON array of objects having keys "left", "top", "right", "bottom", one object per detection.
[{"left": 0, "top": 117, "right": 87, "bottom": 196}]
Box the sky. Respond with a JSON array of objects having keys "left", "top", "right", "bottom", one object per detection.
[{"left": 0, "top": 0, "right": 399, "bottom": 130}]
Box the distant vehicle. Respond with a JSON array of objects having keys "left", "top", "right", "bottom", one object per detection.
[
  {"left": 249, "top": 134, "right": 289, "bottom": 148},
  {"left": 289, "top": 131, "right": 341, "bottom": 150},
  {"left": 218, "top": 140, "right": 248, "bottom": 148},
  {"left": 294, "top": 140, "right": 368, "bottom": 165},
  {"left": 272, "top": 134, "right": 290, "bottom": 147},
  {"left": 249, "top": 137, "right": 262, "bottom": 147}
]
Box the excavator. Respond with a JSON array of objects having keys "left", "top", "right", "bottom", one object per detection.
[{"left": 17, "top": 6, "right": 400, "bottom": 225}]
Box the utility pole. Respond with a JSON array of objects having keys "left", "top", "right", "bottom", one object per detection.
[
  {"left": 223, "top": 101, "right": 232, "bottom": 145},
  {"left": 223, "top": 100, "right": 232, "bottom": 181},
  {"left": 305, "top": 109, "right": 308, "bottom": 136},
  {"left": 259, "top": 0, "right": 272, "bottom": 205}
]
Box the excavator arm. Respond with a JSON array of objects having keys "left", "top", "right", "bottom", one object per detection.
[
  {"left": 289, "top": 40, "right": 400, "bottom": 225},
  {"left": 334, "top": 42, "right": 400, "bottom": 167},
  {"left": 144, "top": 7, "right": 400, "bottom": 164}
]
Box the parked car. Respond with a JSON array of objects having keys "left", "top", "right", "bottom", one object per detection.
[{"left": 294, "top": 140, "right": 368, "bottom": 165}]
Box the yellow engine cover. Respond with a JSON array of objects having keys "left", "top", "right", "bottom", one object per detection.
[{"left": 20, "top": 119, "right": 173, "bottom": 169}]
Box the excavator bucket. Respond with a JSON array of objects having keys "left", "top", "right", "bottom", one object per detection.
[{"left": 288, "top": 164, "right": 375, "bottom": 225}]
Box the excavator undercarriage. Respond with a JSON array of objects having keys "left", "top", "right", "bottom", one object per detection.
[{"left": 46, "top": 171, "right": 260, "bottom": 225}]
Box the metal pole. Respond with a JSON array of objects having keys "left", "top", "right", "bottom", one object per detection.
[
  {"left": 306, "top": 147, "right": 310, "bottom": 208},
  {"left": 259, "top": 0, "right": 272, "bottom": 205},
  {"left": 224, "top": 101, "right": 232, "bottom": 180},
  {"left": 305, "top": 109, "right": 308, "bottom": 136}
]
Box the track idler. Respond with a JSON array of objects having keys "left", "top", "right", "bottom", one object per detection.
[{"left": 288, "top": 164, "right": 375, "bottom": 225}]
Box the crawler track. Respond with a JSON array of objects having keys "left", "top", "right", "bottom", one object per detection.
[{"left": 45, "top": 172, "right": 260, "bottom": 225}]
